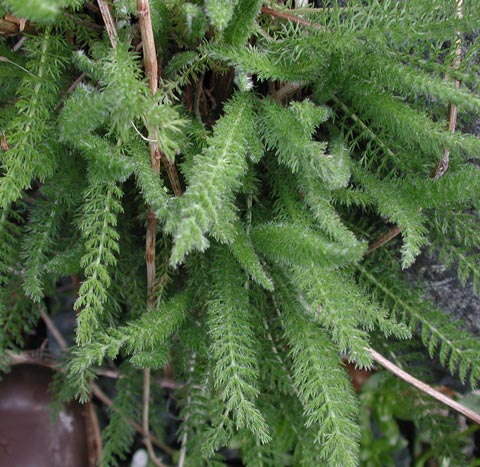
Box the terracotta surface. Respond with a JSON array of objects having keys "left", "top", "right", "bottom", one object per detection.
[{"left": 0, "top": 364, "right": 88, "bottom": 467}]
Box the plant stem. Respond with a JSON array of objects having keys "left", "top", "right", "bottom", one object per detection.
[
  {"left": 137, "top": 0, "right": 159, "bottom": 94},
  {"left": 97, "top": 0, "right": 118, "bottom": 49},
  {"left": 40, "top": 307, "right": 67, "bottom": 349},
  {"left": 91, "top": 381, "right": 175, "bottom": 456},
  {"left": 369, "top": 347, "right": 480, "bottom": 425},
  {"left": 177, "top": 352, "right": 196, "bottom": 467},
  {"left": 431, "top": 0, "right": 463, "bottom": 179},
  {"left": 369, "top": 0, "right": 463, "bottom": 250},
  {"left": 40, "top": 307, "right": 103, "bottom": 463},
  {"left": 137, "top": 2, "right": 169, "bottom": 465},
  {"left": 39, "top": 308, "right": 174, "bottom": 458},
  {"left": 367, "top": 225, "right": 401, "bottom": 254},
  {"left": 86, "top": 396, "right": 103, "bottom": 466},
  {"left": 260, "top": 6, "right": 326, "bottom": 31}
]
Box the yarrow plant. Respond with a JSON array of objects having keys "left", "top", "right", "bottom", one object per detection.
[{"left": 1, "top": 0, "right": 480, "bottom": 465}]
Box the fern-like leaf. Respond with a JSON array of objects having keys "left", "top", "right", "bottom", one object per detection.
[
  {"left": 207, "top": 248, "right": 270, "bottom": 443},
  {"left": 273, "top": 270, "right": 360, "bottom": 467},
  {"left": 167, "top": 92, "right": 256, "bottom": 266},
  {"left": 74, "top": 182, "right": 123, "bottom": 344}
]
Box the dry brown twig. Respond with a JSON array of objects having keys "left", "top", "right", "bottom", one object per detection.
[
  {"left": 1, "top": 132, "right": 10, "bottom": 151},
  {"left": 39, "top": 308, "right": 103, "bottom": 463},
  {"left": 366, "top": 225, "right": 401, "bottom": 254},
  {"left": 37, "top": 308, "right": 175, "bottom": 458},
  {"left": 367, "top": 0, "right": 463, "bottom": 253},
  {"left": 369, "top": 348, "right": 480, "bottom": 425},
  {"left": 275, "top": 291, "right": 480, "bottom": 423},
  {"left": 260, "top": 4, "right": 480, "bottom": 426},
  {"left": 40, "top": 307, "right": 68, "bottom": 349},
  {"left": 93, "top": 3, "right": 179, "bottom": 462},
  {"left": 85, "top": 397, "right": 103, "bottom": 466},
  {"left": 137, "top": 1, "right": 172, "bottom": 465},
  {"left": 54, "top": 72, "right": 87, "bottom": 111},
  {"left": 6, "top": 349, "right": 57, "bottom": 368},
  {"left": 137, "top": 0, "right": 159, "bottom": 94},
  {"left": 97, "top": 0, "right": 118, "bottom": 48},
  {"left": 260, "top": 6, "right": 326, "bottom": 31},
  {"left": 431, "top": 0, "right": 463, "bottom": 180},
  {"left": 90, "top": 381, "right": 175, "bottom": 456}
]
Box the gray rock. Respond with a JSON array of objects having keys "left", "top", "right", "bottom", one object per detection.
[{"left": 409, "top": 250, "right": 480, "bottom": 336}]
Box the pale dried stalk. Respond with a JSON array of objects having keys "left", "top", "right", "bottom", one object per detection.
[
  {"left": 142, "top": 366, "right": 168, "bottom": 466},
  {"left": 137, "top": 0, "right": 158, "bottom": 94},
  {"left": 137, "top": 0, "right": 182, "bottom": 194},
  {"left": 177, "top": 352, "right": 197, "bottom": 467},
  {"left": 39, "top": 309, "right": 174, "bottom": 458},
  {"left": 86, "top": 397, "right": 103, "bottom": 465},
  {"left": 369, "top": 0, "right": 464, "bottom": 252},
  {"left": 97, "top": 0, "right": 118, "bottom": 48},
  {"left": 272, "top": 82, "right": 304, "bottom": 104},
  {"left": 432, "top": 0, "right": 463, "bottom": 179},
  {"left": 91, "top": 382, "right": 175, "bottom": 456},
  {"left": 93, "top": 367, "right": 183, "bottom": 389},
  {"left": 5, "top": 349, "right": 57, "bottom": 368},
  {"left": 137, "top": 0, "right": 160, "bottom": 308},
  {"left": 367, "top": 225, "right": 401, "bottom": 254},
  {"left": 0, "top": 17, "right": 19, "bottom": 35},
  {"left": 261, "top": 6, "right": 326, "bottom": 31},
  {"left": 137, "top": 2, "right": 168, "bottom": 466},
  {"left": 369, "top": 348, "right": 480, "bottom": 425},
  {"left": 40, "top": 308, "right": 103, "bottom": 463},
  {"left": 366, "top": 1, "right": 463, "bottom": 251},
  {"left": 40, "top": 307, "right": 68, "bottom": 349}
]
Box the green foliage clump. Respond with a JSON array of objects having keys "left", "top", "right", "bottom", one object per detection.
[{"left": 1, "top": 1, "right": 479, "bottom": 466}]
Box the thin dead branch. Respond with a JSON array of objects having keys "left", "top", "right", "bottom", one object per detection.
[
  {"left": 162, "top": 154, "right": 183, "bottom": 197},
  {"left": 137, "top": 2, "right": 170, "bottom": 465},
  {"left": 40, "top": 307, "right": 68, "bottom": 350},
  {"left": 39, "top": 308, "right": 103, "bottom": 464},
  {"left": 137, "top": 0, "right": 159, "bottom": 94},
  {"left": 369, "top": 0, "right": 463, "bottom": 252},
  {"left": 91, "top": 382, "right": 175, "bottom": 456},
  {"left": 39, "top": 307, "right": 174, "bottom": 459},
  {"left": 367, "top": 225, "right": 401, "bottom": 254},
  {"left": 260, "top": 6, "right": 326, "bottom": 31},
  {"left": 55, "top": 73, "right": 87, "bottom": 111},
  {"left": 1, "top": 132, "right": 9, "bottom": 151},
  {"left": 431, "top": 0, "right": 463, "bottom": 180},
  {"left": 177, "top": 352, "right": 196, "bottom": 467},
  {"left": 142, "top": 366, "right": 168, "bottom": 466},
  {"left": 97, "top": 0, "right": 118, "bottom": 49},
  {"left": 369, "top": 347, "right": 480, "bottom": 425},
  {"left": 0, "top": 17, "right": 19, "bottom": 35},
  {"left": 85, "top": 397, "right": 103, "bottom": 466},
  {"left": 12, "top": 35, "right": 27, "bottom": 52},
  {"left": 5, "top": 349, "right": 57, "bottom": 368}
]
